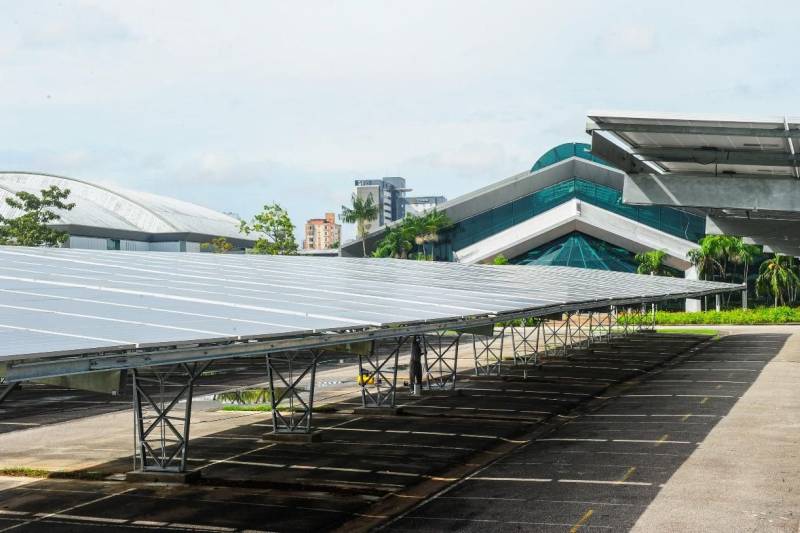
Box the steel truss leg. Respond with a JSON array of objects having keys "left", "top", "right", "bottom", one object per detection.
[
  {"left": 542, "top": 316, "right": 570, "bottom": 359},
  {"left": 132, "top": 361, "right": 211, "bottom": 473},
  {"left": 358, "top": 338, "right": 407, "bottom": 407},
  {"left": 567, "top": 311, "right": 593, "bottom": 352},
  {"left": 472, "top": 328, "right": 505, "bottom": 376},
  {"left": 0, "top": 381, "right": 20, "bottom": 405},
  {"left": 422, "top": 332, "right": 460, "bottom": 390},
  {"left": 510, "top": 321, "right": 540, "bottom": 366},
  {"left": 266, "top": 350, "right": 321, "bottom": 433}
]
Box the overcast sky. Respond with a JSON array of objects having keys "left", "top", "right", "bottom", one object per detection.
[{"left": 1, "top": 1, "right": 797, "bottom": 241}]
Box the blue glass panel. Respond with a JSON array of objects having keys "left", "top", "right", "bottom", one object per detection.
[
  {"left": 510, "top": 232, "right": 638, "bottom": 272},
  {"left": 531, "top": 142, "right": 610, "bottom": 172}
]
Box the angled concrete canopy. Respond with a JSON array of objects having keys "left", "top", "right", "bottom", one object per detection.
[
  {"left": 455, "top": 198, "right": 696, "bottom": 270},
  {"left": 587, "top": 111, "right": 800, "bottom": 254}
]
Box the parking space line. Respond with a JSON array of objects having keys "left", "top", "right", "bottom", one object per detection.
[{"left": 570, "top": 509, "right": 594, "bottom": 532}]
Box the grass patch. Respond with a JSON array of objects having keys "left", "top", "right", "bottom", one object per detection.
[
  {"left": 221, "top": 404, "right": 271, "bottom": 412},
  {"left": 0, "top": 467, "right": 108, "bottom": 480},
  {"left": 639, "top": 307, "right": 800, "bottom": 325},
  {"left": 220, "top": 404, "right": 337, "bottom": 414},
  {"left": 656, "top": 328, "right": 719, "bottom": 336}
]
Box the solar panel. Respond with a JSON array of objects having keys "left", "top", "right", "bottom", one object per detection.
[{"left": 0, "top": 246, "right": 738, "bottom": 362}]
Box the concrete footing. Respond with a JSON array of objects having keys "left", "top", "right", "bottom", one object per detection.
[
  {"left": 353, "top": 406, "right": 404, "bottom": 416},
  {"left": 261, "top": 431, "right": 323, "bottom": 443},
  {"left": 126, "top": 469, "right": 201, "bottom": 484}
]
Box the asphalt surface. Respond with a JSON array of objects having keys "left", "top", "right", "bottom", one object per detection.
[
  {"left": 0, "top": 332, "right": 732, "bottom": 532},
  {"left": 384, "top": 333, "right": 788, "bottom": 532}
]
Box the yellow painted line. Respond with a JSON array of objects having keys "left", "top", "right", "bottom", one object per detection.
[
  {"left": 570, "top": 509, "right": 594, "bottom": 533},
  {"left": 655, "top": 434, "right": 669, "bottom": 446},
  {"left": 700, "top": 397, "right": 709, "bottom": 405},
  {"left": 681, "top": 414, "right": 691, "bottom": 422},
  {"left": 715, "top": 384, "right": 722, "bottom": 389},
  {"left": 619, "top": 466, "right": 636, "bottom": 483}
]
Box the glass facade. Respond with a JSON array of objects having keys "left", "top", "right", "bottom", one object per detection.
[
  {"left": 435, "top": 177, "right": 705, "bottom": 259},
  {"left": 509, "top": 232, "right": 638, "bottom": 272},
  {"left": 531, "top": 142, "right": 610, "bottom": 172}
]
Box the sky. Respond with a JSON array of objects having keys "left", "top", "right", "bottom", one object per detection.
[{"left": 1, "top": 0, "right": 798, "bottom": 241}]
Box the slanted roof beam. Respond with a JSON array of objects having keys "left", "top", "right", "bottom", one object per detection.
[
  {"left": 623, "top": 173, "right": 800, "bottom": 212},
  {"left": 587, "top": 118, "right": 800, "bottom": 139},
  {"left": 633, "top": 147, "right": 800, "bottom": 168}
]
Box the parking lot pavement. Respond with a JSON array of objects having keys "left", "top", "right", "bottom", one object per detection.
[
  {"left": 0, "top": 333, "right": 711, "bottom": 532},
  {"left": 384, "top": 332, "right": 795, "bottom": 533},
  {"left": 0, "top": 334, "right": 787, "bottom": 532}
]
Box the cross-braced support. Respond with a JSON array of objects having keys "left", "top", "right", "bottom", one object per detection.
[
  {"left": 588, "top": 309, "right": 613, "bottom": 344},
  {"left": 266, "top": 350, "right": 321, "bottom": 433},
  {"left": 0, "top": 380, "right": 19, "bottom": 405},
  {"left": 422, "top": 332, "right": 461, "bottom": 390},
  {"left": 568, "top": 312, "right": 593, "bottom": 351},
  {"left": 132, "top": 361, "right": 211, "bottom": 473},
  {"left": 542, "top": 316, "right": 570, "bottom": 358},
  {"left": 510, "top": 321, "right": 540, "bottom": 367},
  {"left": 358, "top": 338, "right": 407, "bottom": 407},
  {"left": 472, "top": 328, "right": 505, "bottom": 376}
]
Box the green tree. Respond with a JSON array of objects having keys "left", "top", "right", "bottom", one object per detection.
[
  {"left": 201, "top": 236, "right": 234, "bottom": 253},
  {"left": 756, "top": 254, "right": 800, "bottom": 307},
  {"left": 492, "top": 254, "right": 509, "bottom": 265},
  {"left": 0, "top": 185, "right": 75, "bottom": 247},
  {"left": 634, "top": 250, "right": 671, "bottom": 276},
  {"left": 240, "top": 203, "right": 298, "bottom": 255},
  {"left": 340, "top": 193, "right": 379, "bottom": 257},
  {"left": 418, "top": 209, "right": 451, "bottom": 259},
  {"left": 373, "top": 224, "right": 414, "bottom": 259},
  {"left": 686, "top": 239, "right": 723, "bottom": 281}
]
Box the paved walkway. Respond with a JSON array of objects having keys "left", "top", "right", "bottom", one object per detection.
[
  {"left": 387, "top": 328, "right": 800, "bottom": 532},
  {"left": 632, "top": 327, "right": 800, "bottom": 533}
]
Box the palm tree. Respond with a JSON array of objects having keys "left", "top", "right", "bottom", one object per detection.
[
  {"left": 687, "top": 240, "right": 724, "bottom": 310},
  {"left": 419, "top": 209, "right": 451, "bottom": 259},
  {"left": 634, "top": 250, "right": 671, "bottom": 276},
  {"left": 340, "top": 194, "right": 379, "bottom": 257},
  {"left": 729, "top": 239, "right": 761, "bottom": 301},
  {"left": 756, "top": 254, "right": 800, "bottom": 307}
]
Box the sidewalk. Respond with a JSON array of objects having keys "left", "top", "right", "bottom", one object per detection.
[{"left": 633, "top": 326, "right": 800, "bottom": 532}]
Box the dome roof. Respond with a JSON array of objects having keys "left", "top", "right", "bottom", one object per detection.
[{"left": 0, "top": 172, "right": 247, "bottom": 241}]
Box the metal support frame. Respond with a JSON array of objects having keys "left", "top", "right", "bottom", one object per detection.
[
  {"left": 510, "top": 321, "right": 541, "bottom": 367},
  {"left": 266, "top": 350, "right": 321, "bottom": 433},
  {"left": 472, "top": 328, "right": 505, "bottom": 376},
  {"left": 0, "top": 380, "right": 19, "bottom": 405},
  {"left": 568, "top": 311, "right": 594, "bottom": 350},
  {"left": 132, "top": 361, "right": 211, "bottom": 473},
  {"left": 542, "top": 316, "right": 570, "bottom": 358},
  {"left": 422, "top": 332, "right": 461, "bottom": 390},
  {"left": 358, "top": 338, "right": 407, "bottom": 408}
]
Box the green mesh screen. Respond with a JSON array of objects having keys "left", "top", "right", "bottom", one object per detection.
[{"left": 509, "top": 232, "right": 638, "bottom": 272}]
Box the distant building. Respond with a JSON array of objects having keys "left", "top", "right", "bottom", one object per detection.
[
  {"left": 0, "top": 172, "right": 255, "bottom": 252},
  {"left": 353, "top": 177, "right": 410, "bottom": 231},
  {"left": 303, "top": 212, "right": 341, "bottom": 250},
  {"left": 405, "top": 195, "right": 447, "bottom": 216}
]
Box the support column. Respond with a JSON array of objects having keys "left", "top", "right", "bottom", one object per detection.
[
  {"left": 265, "top": 350, "right": 322, "bottom": 437},
  {"left": 510, "top": 320, "right": 540, "bottom": 371},
  {"left": 422, "top": 332, "right": 460, "bottom": 391},
  {"left": 472, "top": 327, "right": 505, "bottom": 376},
  {"left": 0, "top": 380, "right": 19, "bottom": 405},
  {"left": 742, "top": 289, "right": 748, "bottom": 310},
  {"left": 356, "top": 338, "right": 406, "bottom": 413},
  {"left": 542, "top": 316, "right": 569, "bottom": 358},
  {"left": 129, "top": 361, "right": 211, "bottom": 478},
  {"left": 685, "top": 266, "right": 702, "bottom": 312},
  {"left": 715, "top": 294, "right": 722, "bottom": 312}
]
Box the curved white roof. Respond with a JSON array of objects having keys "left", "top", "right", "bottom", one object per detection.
[{"left": 0, "top": 172, "right": 247, "bottom": 241}]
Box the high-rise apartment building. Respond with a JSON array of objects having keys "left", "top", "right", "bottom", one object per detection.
[{"left": 303, "top": 212, "right": 341, "bottom": 250}]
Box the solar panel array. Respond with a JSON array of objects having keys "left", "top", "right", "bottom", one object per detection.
[{"left": 0, "top": 246, "right": 737, "bottom": 361}]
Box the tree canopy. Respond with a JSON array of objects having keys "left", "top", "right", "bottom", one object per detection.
[
  {"left": 0, "top": 185, "right": 75, "bottom": 247},
  {"left": 239, "top": 203, "right": 298, "bottom": 255},
  {"left": 340, "top": 194, "right": 379, "bottom": 257},
  {"left": 373, "top": 210, "right": 452, "bottom": 260},
  {"left": 634, "top": 250, "right": 671, "bottom": 276}
]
